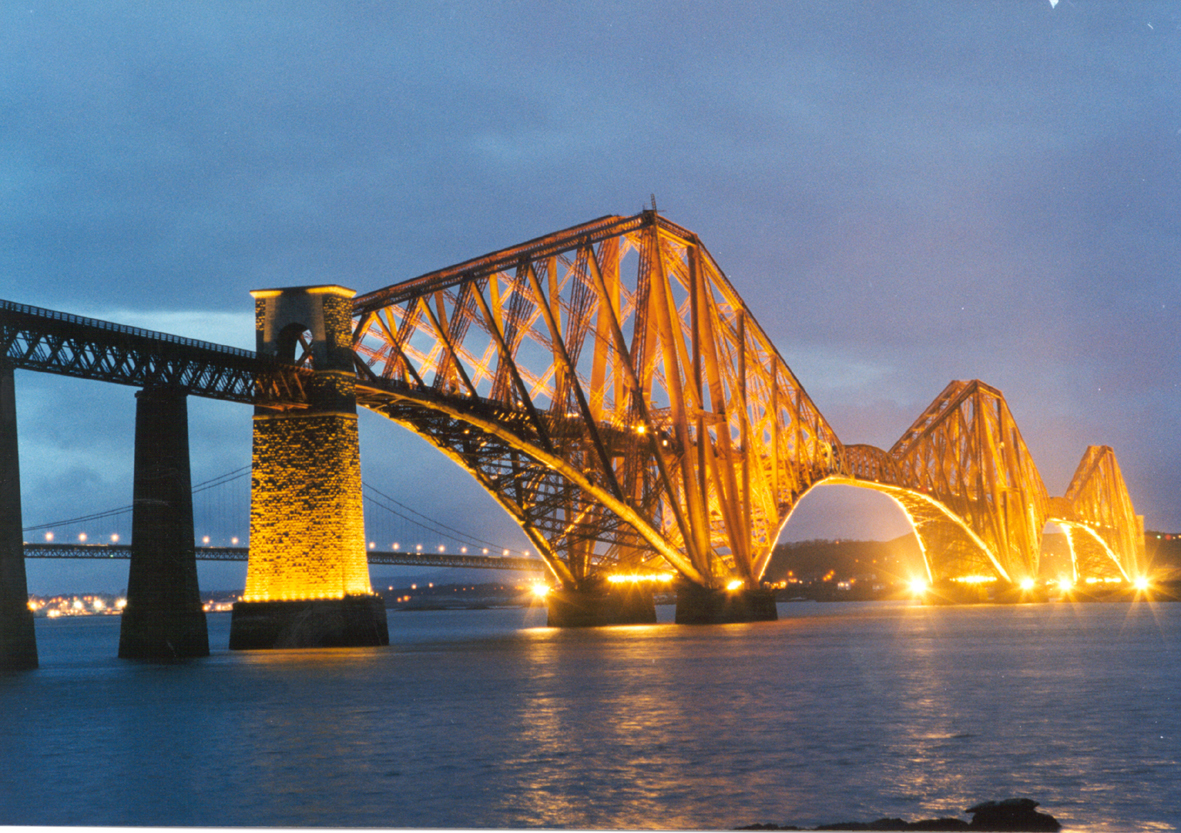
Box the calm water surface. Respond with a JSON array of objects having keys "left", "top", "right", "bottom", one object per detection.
[{"left": 0, "top": 601, "right": 1177, "bottom": 830}]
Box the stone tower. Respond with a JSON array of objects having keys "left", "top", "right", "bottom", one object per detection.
[{"left": 228, "top": 286, "right": 388, "bottom": 649}]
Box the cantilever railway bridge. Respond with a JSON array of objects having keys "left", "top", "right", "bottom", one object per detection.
[{"left": 2, "top": 210, "right": 1145, "bottom": 601}]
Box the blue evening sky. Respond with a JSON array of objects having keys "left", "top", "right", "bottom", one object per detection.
[{"left": 3, "top": 1, "right": 1178, "bottom": 593}]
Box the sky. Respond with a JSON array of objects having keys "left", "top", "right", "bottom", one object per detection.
[{"left": 3, "top": 1, "right": 1179, "bottom": 594}]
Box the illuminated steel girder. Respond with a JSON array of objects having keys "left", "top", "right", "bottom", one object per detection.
[
  {"left": 352, "top": 211, "right": 841, "bottom": 589},
  {"left": 1049, "top": 445, "right": 1144, "bottom": 582},
  {"left": 0, "top": 299, "right": 309, "bottom": 407},
  {"left": 882, "top": 380, "right": 1049, "bottom": 583},
  {"left": 826, "top": 442, "right": 997, "bottom": 584}
]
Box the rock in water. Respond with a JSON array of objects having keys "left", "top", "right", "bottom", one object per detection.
[{"left": 966, "top": 799, "right": 1060, "bottom": 831}]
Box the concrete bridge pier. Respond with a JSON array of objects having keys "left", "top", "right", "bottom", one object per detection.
[
  {"left": 674, "top": 581, "right": 778, "bottom": 625},
  {"left": 118, "top": 387, "right": 210, "bottom": 659},
  {"left": 0, "top": 363, "right": 38, "bottom": 670},
  {"left": 545, "top": 578, "right": 657, "bottom": 627}
]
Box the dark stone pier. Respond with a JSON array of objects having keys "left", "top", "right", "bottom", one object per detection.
[
  {"left": 546, "top": 578, "right": 657, "bottom": 627},
  {"left": 117, "top": 387, "right": 209, "bottom": 659},
  {"left": 675, "top": 581, "right": 778, "bottom": 624},
  {"left": 0, "top": 362, "right": 38, "bottom": 670}
]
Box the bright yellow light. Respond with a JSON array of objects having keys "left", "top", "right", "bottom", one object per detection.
[
  {"left": 531, "top": 583, "right": 550, "bottom": 599},
  {"left": 1019, "top": 578, "right": 1036, "bottom": 591},
  {"left": 1133, "top": 576, "right": 1151, "bottom": 591},
  {"left": 1058, "top": 578, "right": 1074, "bottom": 591},
  {"left": 953, "top": 575, "right": 997, "bottom": 585},
  {"left": 607, "top": 573, "right": 675, "bottom": 584},
  {"left": 726, "top": 579, "right": 745, "bottom": 592},
  {"left": 44, "top": 532, "right": 54, "bottom": 542},
  {"left": 908, "top": 578, "right": 929, "bottom": 595}
]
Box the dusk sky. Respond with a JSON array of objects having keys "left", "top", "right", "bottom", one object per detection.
[{"left": 4, "top": 2, "right": 1179, "bottom": 593}]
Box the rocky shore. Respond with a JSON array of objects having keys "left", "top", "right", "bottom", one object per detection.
[{"left": 738, "top": 797, "right": 1061, "bottom": 831}]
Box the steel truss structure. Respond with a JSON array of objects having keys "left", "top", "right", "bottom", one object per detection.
[
  {"left": 1051, "top": 445, "right": 1144, "bottom": 582},
  {"left": 830, "top": 381, "right": 1142, "bottom": 584},
  {"left": 352, "top": 211, "right": 841, "bottom": 589},
  {"left": 829, "top": 381, "right": 1050, "bottom": 583},
  {"left": 0, "top": 299, "right": 308, "bottom": 406},
  {"left": 3, "top": 214, "right": 1145, "bottom": 592},
  {"left": 351, "top": 213, "right": 1143, "bottom": 590}
]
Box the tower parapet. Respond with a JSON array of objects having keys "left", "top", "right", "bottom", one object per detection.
[{"left": 229, "top": 286, "right": 388, "bottom": 649}]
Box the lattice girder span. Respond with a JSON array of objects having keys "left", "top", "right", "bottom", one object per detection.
[
  {"left": 351, "top": 211, "right": 841, "bottom": 590},
  {"left": 1049, "top": 445, "right": 1144, "bottom": 582},
  {"left": 885, "top": 380, "right": 1049, "bottom": 584}
]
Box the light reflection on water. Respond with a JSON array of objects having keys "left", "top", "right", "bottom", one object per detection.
[{"left": 0, "top": 601, "right": 1177, "bottom": 830}]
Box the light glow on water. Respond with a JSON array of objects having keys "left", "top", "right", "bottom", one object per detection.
[{"left": 3, "top": 602, "right": 1178, "bottom": 831}]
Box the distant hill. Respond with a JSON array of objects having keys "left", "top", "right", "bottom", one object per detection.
[
  {"left": 1146, "top": 531, "right": 1181, "bottom": 578},
  {"left": 766, "top": 535, "right": 923, "bottom": 584},
  {"left": 767, "top": 530, "right": 1181, "bottom": 584}
]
